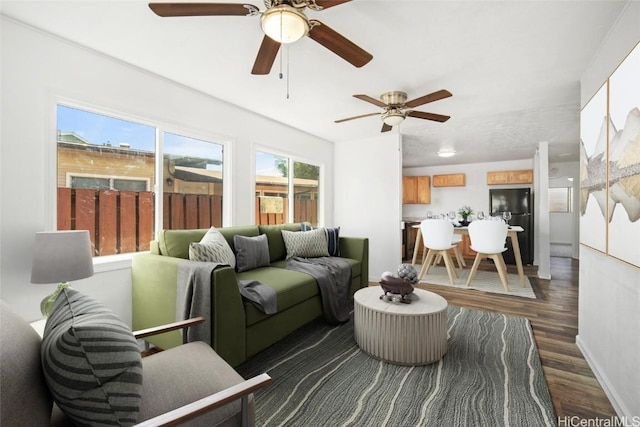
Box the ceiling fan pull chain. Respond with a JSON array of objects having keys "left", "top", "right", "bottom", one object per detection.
[
  {"left": 279, "top": 10, "right": 284, "bottom": 80},
  {"left": 286, "top": 44, "right": 290, "bottom": 99}
]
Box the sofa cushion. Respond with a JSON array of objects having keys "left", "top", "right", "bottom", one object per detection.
[
  {"left": 237, "top": 267, "right": 319, "bottom": 326},
  {"left": 270, "top": 256, "right": 361, "bottom": 279},
  {"left": 41, "top": 288, "right": 143, "bottom": 426},
  {"left": 217, "top": 225, "right": 260, "bottom": 251},
  {"left": 0, "top": 301, "right": 53, "bottom": 427},
  {"left": 158, "top": 228, "right": 208, "bottom": 259},
  {"left": 301, "top": 224, "right": 341, "bottom": 256},
  {"left": 189, "top": 227, "right": 236, "bottom": 267},
  {"left": 234, "top": 234, "right": 270, "bottom": 272},
  {"left": 282, "top": 228, "right": 330, "bottom": 259},
  {"left": 259, "top": 223, "right": 302, "bottom": 262}
]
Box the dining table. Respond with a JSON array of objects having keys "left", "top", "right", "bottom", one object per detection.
[{"left": 410, "top": 223, "right": 527, "bottom": 285}]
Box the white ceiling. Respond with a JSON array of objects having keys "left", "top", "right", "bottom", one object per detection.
[{"left": 1, "top": 0, "right": 628, "bottom": 167}]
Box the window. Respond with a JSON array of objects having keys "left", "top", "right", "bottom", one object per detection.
[
  {"left": 549, "top": 187, "right": 573, "bottom": 213},
  {"left": 293, "top": 161, "right": 319, "bottom": 225},
  {"left": 254, "top": 151, "right": 319, "bottom": 225},
  {"left": 56, "top": 104, "right": 225, "bottom": 257},
  {"left": 162, "top": 132, "right": 224, "bottom": 230}
]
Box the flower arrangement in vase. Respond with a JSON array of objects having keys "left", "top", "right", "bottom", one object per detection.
[{"left": 458, "top": 205, "right": 473, "bottom": 225}]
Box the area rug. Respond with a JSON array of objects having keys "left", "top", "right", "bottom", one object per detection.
[
  {"left": 412, "top": 264, "right": 536, "bottom": 299},
  {"left": 236, "top": 306, "right": 556, "bottom": 427}
]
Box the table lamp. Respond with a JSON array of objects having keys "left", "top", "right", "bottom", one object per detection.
[{"left": 31, "top": 230, "right": 94, "bottom": 317}]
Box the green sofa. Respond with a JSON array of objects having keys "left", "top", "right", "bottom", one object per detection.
[{"left": 132, "top": 223, "right": 369, "bottom": 367}]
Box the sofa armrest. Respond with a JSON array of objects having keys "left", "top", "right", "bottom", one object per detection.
[
  {"left": 134, "top": 373, "right": 272, "bottom": 427},
  {"left": 339, "top": 237, "right": 369, "bottom": 289},
  {"left": 132, "top": 254, "right": 247, "bottom": 358}
]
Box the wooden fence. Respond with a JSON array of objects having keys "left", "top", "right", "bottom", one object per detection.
[
  {"left": 254, "top": 197, "right": 317, "bottom": 226},
  {"left": 57, "top": 189, "right": 316, "bottom": 256},
  {"left": 58, "top": 188, "right": 222, "bottom": 256}
]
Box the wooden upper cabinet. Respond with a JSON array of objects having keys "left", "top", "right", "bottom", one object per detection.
[
  {"left": 432, "top": 174, "right": 466, "bottom": 187},
  {"left": 416, "top": 176, "right": 431, "bottom": 204},
  {"left": 402, "top": 176, "right": 418, "bottom": 204},
  {"left": 402, "top": 176, "right": 431, "bottom": 204},
  {"left": 487, "top": 169, "right": 533, "bottom": 185}
]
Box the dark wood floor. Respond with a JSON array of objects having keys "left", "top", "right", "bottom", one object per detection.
[{"left": 402, "top": 256, "right": 616, "bottom": 419}]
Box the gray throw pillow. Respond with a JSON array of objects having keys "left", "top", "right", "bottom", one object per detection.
[
  {"left": 189, "top": 226, "right": 236, "bottom": 267},
  {"left": 234, "top": 234, "right": 271, "bottom": 272},
  {"left": 282, "top": 228, "right": 330, "bottom": 259},
  {"left": 41, "top": 288, "right": 143, "bottom": 426}
]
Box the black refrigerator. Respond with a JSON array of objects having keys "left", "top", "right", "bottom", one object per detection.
[{"left": 489, "top": 188, "right": 534, "bottom": 265}]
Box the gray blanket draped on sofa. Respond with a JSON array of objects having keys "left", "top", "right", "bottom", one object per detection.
[
  {"left": 176, "top": 261, "right": 277, "bottom": 345},
  {"left": 285, "top": 256, "right": 352, "bottom": 324}
]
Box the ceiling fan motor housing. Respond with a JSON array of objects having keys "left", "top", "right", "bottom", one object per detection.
[{"left": 381, "top": 91, "right": 408, "bottom": 107}]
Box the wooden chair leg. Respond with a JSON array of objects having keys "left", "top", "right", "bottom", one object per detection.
[
  {"left": 491, "top": 254, "right": 510, "bottom": 292},
  {"left": 453, "top": 246, "right": 465, "bottom": 269},
  {"left": 466, "top": 253, "right": 483, "bottom": 286},
  {"left": 418, "top": 249, "right": 437, "bottom": 280},
  {"left": 442, "top": 250, "right": 458, "bottom": 286}
]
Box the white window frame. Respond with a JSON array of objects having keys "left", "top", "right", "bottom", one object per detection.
[
  {"left": 50, "top": 97, "right": 232, "bottom": 271},
  {"left": 253, "top": 145, "right": 323, "bottom": 225}
]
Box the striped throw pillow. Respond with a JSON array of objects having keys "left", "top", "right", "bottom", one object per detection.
[
  {"left": 41, "top": 288, "right": 143, "bottom": 426},
  {"left": 282, "top": 228, "right": 330, "bottom": 259}
]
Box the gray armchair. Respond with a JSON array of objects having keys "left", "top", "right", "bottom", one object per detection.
[{"left": 0, "top": 301, "right": 270, "bottom": 426}]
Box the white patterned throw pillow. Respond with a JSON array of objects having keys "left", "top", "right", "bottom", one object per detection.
[
  {"left": 282, "top": 228, "right": 330, "bottom": 259},
  {"left": 189, "top": 226, "right": 236, "bottom": 267}
]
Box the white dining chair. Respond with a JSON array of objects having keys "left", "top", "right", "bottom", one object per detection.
[
  {"left": 466, "top": 220, "right": 510, "bottom": 291},
  {"left": 418, "top": 219, "right": 458, "bottom": 286},
  {"left": 424, "top": 233, "right": 466, "bottom": 269}
]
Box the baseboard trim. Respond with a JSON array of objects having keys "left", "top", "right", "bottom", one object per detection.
[{"left": 575, "top": 335, "right": 632, "bottom": 419}]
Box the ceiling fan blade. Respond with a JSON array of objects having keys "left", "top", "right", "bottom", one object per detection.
[
  {"left": 315, "top": 0, "right": 352, "bottom": 9},
  {"left": 407, "top": 110, "right": 451, "bottom": 123},
  {"left": 308, "top": 20, "right": 372, "bottom": 68},
  {"left": 335, "top": 112, "right": 381, "bottom": 123},
  {"left": 149, "top": 3, "right": 256, "bottom": 17},
  {"left": 405, "top": 89, "right": 452, "bottom": 108},
  {"left": 252, "top": 35, "right": 281, "bottom": 75},
  {"left": 353, "top": 94, "right": 387, "bottom": 108},
  {"left": 381, "top": 123, "right": 393, "bottom": 132}
]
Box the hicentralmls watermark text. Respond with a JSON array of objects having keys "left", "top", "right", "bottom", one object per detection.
[{"left": 558, "top": 416, "right": 640, "bottom": 427}]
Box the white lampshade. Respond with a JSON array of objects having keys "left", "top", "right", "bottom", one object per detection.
[
  {"left": 31, "top": 230, "right": 94, "bottom": 284},
  {"left": 261, "top": 5, "right": 309, "bottom": 44},
  {"left": 382, "top": 111, "right": 405, "bottom": 126}
]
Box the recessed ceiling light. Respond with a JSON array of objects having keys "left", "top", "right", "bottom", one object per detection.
[{"left": 438, "top": 150, "right": 456, "bottom": 158}]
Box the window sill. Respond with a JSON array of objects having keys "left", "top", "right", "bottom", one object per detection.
[{"left": 92, "top": 252, "right": 142, "bottom": 273}]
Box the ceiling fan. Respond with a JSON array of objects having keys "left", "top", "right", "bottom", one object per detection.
[
  {"left": 335, "top": 89, "right": 453, "bottom": 132},
  {"left": 148, "top": 0, "right": 373, "bottom": 75}
]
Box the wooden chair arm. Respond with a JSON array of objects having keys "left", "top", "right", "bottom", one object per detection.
[
  {"left": 133, "top": 317, "right": 205, "bottom": 340},
  {"left": 134, "top": 373, "right": 272, "bottom": 427}
]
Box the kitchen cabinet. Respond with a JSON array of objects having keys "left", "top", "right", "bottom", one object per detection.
[
  {"left": 432, "top": 173, "right": 466, "bottom": 187},
  {"left": 402, "top": 176, "right": 431, "bottom": 204},
  {"left": 487, "top": 169, "right": 533, "bottom": 185}
]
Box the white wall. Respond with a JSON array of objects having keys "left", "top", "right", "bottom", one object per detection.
[
  {"left": 577, "top": 1, "right": 640, "bottom": 418},
  {"left": 0, "top": 17, "right": 335, "bottom": 323},
  {"left": 334, "top": 134, "right": 402, "bottom": 282}
]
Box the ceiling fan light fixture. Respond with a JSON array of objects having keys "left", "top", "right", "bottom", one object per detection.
[
  {"left": 381, "top": 110, "right": 405, "bottom": 126},
  {"left": 261, "top": 5, "right": 309, "bottom": 44}
]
